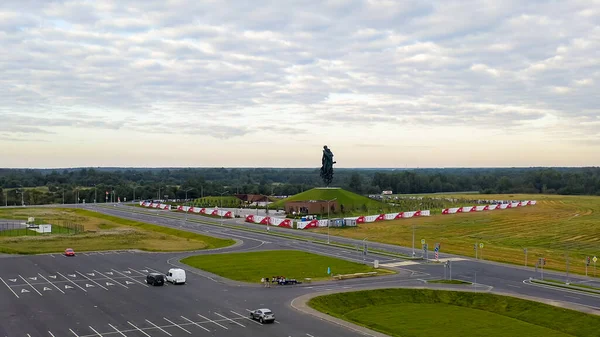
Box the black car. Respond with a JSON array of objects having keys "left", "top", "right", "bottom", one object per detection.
[{"left": 146, "top": 273, "right": 165, "bottom": 286}]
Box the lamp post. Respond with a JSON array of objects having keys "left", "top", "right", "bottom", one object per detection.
[
  {"left": 94, "top": 184, "right": 97, "bottom": 204},
  {"left": 362, "top": 237, "right": 369, "bottom": 260},
  {"left": 412, "top": 223, "right": 415, "bottom": 257},
  {"left": 327, "top": 198, "right": 337, "bottom": 244},
  {"left": 133, "top": 185, "right": 140, "bottom": 203},
  {"left": 219, "top": 190, "right": 229, "bottom": 226},
  {"left": 184, "top": 187, "right": 194, "bottom": 202}
]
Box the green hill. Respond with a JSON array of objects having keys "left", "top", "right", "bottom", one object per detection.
[{"left": 269, "top": 188, "right": 387, "bottom": 212}]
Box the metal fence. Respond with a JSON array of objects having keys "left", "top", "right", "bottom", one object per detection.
[{"left": 0, "top": 220, "right": 84, "bottom": 236}]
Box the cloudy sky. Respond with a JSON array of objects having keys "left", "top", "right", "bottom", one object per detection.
[{"left": 0, "top": 0, "right": 599, "bottom": 168}]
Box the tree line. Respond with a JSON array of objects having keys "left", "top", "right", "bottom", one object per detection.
[{"left": 0, "top": 167, "right": 598, "bottom": 206}]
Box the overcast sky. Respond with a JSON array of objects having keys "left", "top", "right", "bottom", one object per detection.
[{"left": 0, "top": 0, "right": 598, "bottom": 168}]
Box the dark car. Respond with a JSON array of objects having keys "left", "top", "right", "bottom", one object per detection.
[{"left": 146, "top": 273, "right": 165, "bottom": 286}]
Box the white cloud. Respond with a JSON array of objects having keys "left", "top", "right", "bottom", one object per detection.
[{"left": 0, "top": 0, "right": 599, "bottom": 168}]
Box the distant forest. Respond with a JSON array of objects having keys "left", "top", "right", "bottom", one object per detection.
[{"left": 0, "top": 167, "right": 599, "bottom": 206}]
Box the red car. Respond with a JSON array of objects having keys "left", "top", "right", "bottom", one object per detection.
[{"left": 65, "top": 248, "right": 75, "bottom": 256}]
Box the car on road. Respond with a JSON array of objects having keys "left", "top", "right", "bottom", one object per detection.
[
  {"left": 249, "top": 308, "right": 275, "bottom": 323},
  {"left": 146, "top": 272, "right": 165, "bottom": 286},
  {"left": 166, "top": 268, "right": 186, "bottom": 285},
  {"left": 64, "top": 248, "right": 75, "bottom": 256}
]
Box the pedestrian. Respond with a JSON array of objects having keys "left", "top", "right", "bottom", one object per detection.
[
  {"left": 265, "top": 277, "right": 270, "bottom": 287},
  {"left": 261, "top": 277, "right": 265, "bottom": 286}
]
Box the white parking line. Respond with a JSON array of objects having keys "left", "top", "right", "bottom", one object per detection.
[
  {"left": 197, "top": 314, "right": 227, "bottom": 330},
  {"left": 69, "top": 328, "right": 80, "bottom": 336},
  {"left": 76, "top": 271, "right": 109, "bottom": 290},
  {"left": 144, "top": 266, "right": 163, "bottom": 274},
  {"left": 307, "top": 334, "right": 315, "bottom": 337},
  {"left": 127, "top": 321, "right": 152, "bottom": 337},
  {"left": 48, "top": 331, "right": 56, "bottom": 337},
  {"left": 0, "top": 276, "right": 19, "bottom": 298},
  {"left": 38, "top": 273, "right": 65, "bottom": 294},
  {"left": 229, "top": 310, "right": 262, "bottom": 325},
  {"left": 18, "top": 275, "right": 42, "bottom": 296},
  {"left": 163, "top": 318, "right": 191, "bottom": 334},
  {"left": 93, "top": 270, "right": 128, "bottom": 288},
  {"left": 108, "top": 323, "right": 127, "bottom": 337},
  {"left": 57, "top": 272, "right": 87, "bottom": 292},
  {"left": 213, "top": 313, "right": 245, "bottom": 327},
  {"left": 88, "top": 326, "right": 103, "bottom": 337},
  {"left": 111, "top": 269, "right": 149, "bottom": 287},
  {"left": 145, "top": 319, "right": 172, "bottom": 336},
  {"left": 180, "top": 316, "right": 210, "bottom": 332}
]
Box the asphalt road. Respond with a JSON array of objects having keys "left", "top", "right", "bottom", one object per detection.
[
  {"left": 90, "top": 204, "right": 600, "bottom": 311},
  {"left": 1, "top": 203, "right": 599, "bottom": 337}
]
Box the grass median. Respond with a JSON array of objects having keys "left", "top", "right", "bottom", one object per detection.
[
  {"left": 308, "top": 288, "right": 600, "bottom": 337},
  {"left": 181, "top": 250, "right": 393, "bottom": 283},
  {"left": 0, "top": 208, "right": 234, "bottom": 254}
]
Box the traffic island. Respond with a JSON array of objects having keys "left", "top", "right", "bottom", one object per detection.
[{"left": 180, "top": 250, "right": 393, "bottom": 283}]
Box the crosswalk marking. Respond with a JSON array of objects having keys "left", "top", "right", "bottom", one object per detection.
[{"left": 380, "top": 261, "right": 420, "bottom": 267}]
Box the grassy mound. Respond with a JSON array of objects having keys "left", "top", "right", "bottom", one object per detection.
[
  {"left": 181, "top": 250, "right": 391, "bottom": 283},
  {"left": 308, "top": 288, "right": 600, "bottom": 337},
  {"left": 269, "top": 188, "right": 386, "bottom": 212}
]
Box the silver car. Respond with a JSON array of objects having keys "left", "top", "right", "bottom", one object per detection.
[{"left": 249, "top": 308, "right": 275, "bottom": 323}]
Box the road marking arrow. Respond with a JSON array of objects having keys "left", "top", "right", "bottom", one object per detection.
[
  {"left": 8, "top": 279, "right": 17, "bottom": 282},
  {"left": 28, "top": 277, "right": 37, "bottom": 281},
  {"left": 87, "top": 273, "right": 95, "bottom": 277},
  {"left": 48, "top": 275, "right": 56, "bottom": 279},
  {"left": 68, "top": 274, "right": 76, "bottom": 278},
  {"left": 85, "top": 284, "right": 94, "bottom": 288},
  {"left": 106, "top": 282, "right": 114, "bottom": 286},
  {"left": 21, "top": 289, "right": 29, "bottom": 293},
  {"left": 65, "top": 285, "right": 73, "bottom": 289},
  {"left": 125, "top": 281, "right": 135, "bottom": 285},
  {"left": 141, "top": 270, "right": 148, "bottom": 273},
  {"left": 43, "top": 287, "right": 52, "bottom": 291},
  {"left": 105, "top": 272, "right": 113, "bottom": 275},
  {"left": 123, "top": 271, "right": 131, "bottom": 274}
]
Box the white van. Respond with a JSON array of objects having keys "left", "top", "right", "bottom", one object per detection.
[{"left": 166, "top": 268, "right": 186, "bottom": 285}]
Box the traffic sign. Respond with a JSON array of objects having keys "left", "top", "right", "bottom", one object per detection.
[
  {"left": 594, "top": 256, "right": 598, "bottom": 263},
  {"left": 479, "top": 243, "right": 484, "bottom": 248},
  {"left": 421, "top": 239, "right": 425, "bottom": 245}
]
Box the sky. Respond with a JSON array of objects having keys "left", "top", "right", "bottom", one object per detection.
[{"left": 0, "top": 0, "right": 599, "bottom": 168}]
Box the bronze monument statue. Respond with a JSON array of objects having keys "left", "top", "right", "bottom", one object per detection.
[{"left": 320, "top": 145, "right": 336, "bottom": 186}]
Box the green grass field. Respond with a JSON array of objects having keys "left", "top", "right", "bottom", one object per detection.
[
  {"left": 0, "top": 208, "right": 234, "bottom": 254},
  {"left": 269, "top": 188, "right": 387, "bottom": 214},
  {"left": 313, "top": 193, "right": 600, "bottom": 276},
  {"left": 308, "top": 288, "right": 600, "bottom": 337},
  {"left": 193, "top": 196, "right": 243, "bottom": 207},
  {"left": 180, "top": 250, "right": 391, "bottom": 283}
]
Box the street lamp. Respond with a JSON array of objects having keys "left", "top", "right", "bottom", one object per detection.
[
  {"left": 362, "top": 237, "right": 369, "bottom": 260},
  {"left": 327, "top": 198, "right": 337, "bottom": 244},
  {"left": 184, "top": 187, "right": 195, "bottom": 202},
  {"left": 133, "top": 185, "right": 140, "bottom": 202},
  {"left": 219, "top": 190, "right": 229, "bottom": 226}
]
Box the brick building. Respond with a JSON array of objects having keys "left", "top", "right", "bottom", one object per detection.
[{"left": 284, "top": 200, "right": 338, "bottom": 215}]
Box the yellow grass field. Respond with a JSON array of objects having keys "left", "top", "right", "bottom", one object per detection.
[
  {"left": 314, "top": 194, "right": 600, "bottom": 276},
  {"left": 0, "top": 208, "right": 233, "bottom": 254}
]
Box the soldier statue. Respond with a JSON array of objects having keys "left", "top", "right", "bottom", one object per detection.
[{"left": 320, "top": 145, "right": 336, "bottom": 186}]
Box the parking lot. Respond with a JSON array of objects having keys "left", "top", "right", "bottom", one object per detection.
[{"left": 0, "top": 252, "right": 334, "bottom": 337}]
